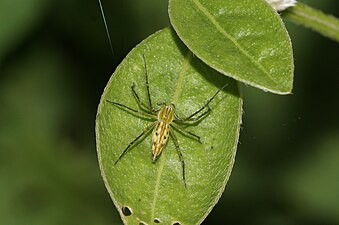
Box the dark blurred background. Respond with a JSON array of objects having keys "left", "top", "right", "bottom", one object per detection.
[{"left": 0, "top": 0, "right": 338, "bottom": 224}]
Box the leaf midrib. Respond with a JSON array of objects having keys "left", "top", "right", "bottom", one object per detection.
[
  {"left": 190, "top": 0, "right": 277, "bottom": 84},
  {"left": 150, "top": 51, "right": 193, "bottom": 220},
  {"left": 171, "top": 51, "right": 193, "bottom": 104}
]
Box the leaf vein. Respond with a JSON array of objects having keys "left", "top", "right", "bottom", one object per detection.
[
  {"left": 191, "top": 0, "right": 277, "bottom": 84},
  {"left": 172, "top": 51, "right": 193, "bottom": 104},
  {"left": 151, "top": 152, "right": 166, "bottom": 221}
]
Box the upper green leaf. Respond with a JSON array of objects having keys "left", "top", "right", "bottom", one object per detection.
[
  {"left": 96, "top": 28, "right": 242, "bottom": 225},
  {"left": 169, "top": 0, "right": 294, "bottom": 94}
]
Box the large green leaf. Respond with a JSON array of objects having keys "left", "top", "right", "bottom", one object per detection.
[
  {"left": 169, "top": 0, "right": 294, "bottom": 94},
  {"left": 96, "top": 28, "right": 242, "bottom": 224}
]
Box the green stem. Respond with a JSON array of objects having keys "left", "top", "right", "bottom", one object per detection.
[{"left": 282, "top": 2, "right": 339, "bottom": 42}]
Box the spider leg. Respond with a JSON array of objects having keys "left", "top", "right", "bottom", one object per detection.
[
  {"left": 171, "top": 123, "right": 202, "bottom": 143},
  {"left": 106, "top": 100, "right": 156, "bottom": 119},
  {"left": 131, "top": 83, "right": 156, "bottom": 112},
  {"left": 177, "top": 83, "right": 228, "bottom": 123},
  {"left": 142, "top": 54, "right": 154, "bottom": 110},
  {"left": 170, "top": 129, "right": 187, "bottom": 188},
  {"left": 130, "top": 54, "right": 158, "bottom": 112},
  {"left": 114, "top": 122, "right": 156, "bottom": 165},
  {"left": 175, "top": 105, "right": 211, "bottom": 125}
]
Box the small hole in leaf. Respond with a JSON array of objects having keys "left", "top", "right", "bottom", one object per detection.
[
  {"left": 154, "top": 218, "right": 160, "bottom": 223},
  {"left": 122, "top": 206, "right": 132, "bottom": 216}
]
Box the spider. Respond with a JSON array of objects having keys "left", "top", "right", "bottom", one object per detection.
[{"left": 106, "top": 55, "right": 226, "bottom": 187}]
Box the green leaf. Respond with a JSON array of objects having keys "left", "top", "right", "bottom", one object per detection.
[
  {"left": 169, "top": 0, "right": 294, "bottom": 94},
  {"left": 96, "top": 28, "right": 242, "bottom": 225}
]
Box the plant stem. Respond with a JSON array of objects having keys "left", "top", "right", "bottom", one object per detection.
[{"left": 282, "top": 2, "right": 339, "bottom": 42}]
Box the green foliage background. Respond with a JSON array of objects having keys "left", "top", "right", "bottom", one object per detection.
[{"left": 0, "top": 0, "right": 338, "bottom": 224}]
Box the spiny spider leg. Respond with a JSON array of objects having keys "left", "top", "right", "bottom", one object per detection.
[
  {"left": 178, "top": 84, "right": 228, "bottom": 123},
  {"left": 171, "top": 123, "right": 202, "bottom": 143},
  {"left": 170, "top": 129, "right": 187, "bottom": 188},
  {"left": 114, "top": 122, "right": 157, "bottom": 165},
  {"left": 131, "top": 55, "right": 157, "bottom": 112},
  {"left": 131, "top": 83, "right": 156, "bottom": 113},
  {"left": 106, "top": 100, "right": 156, "bottom": 119},
  {"left": 175, "top": 105, "right": 211, "bottom": 125},
  {"left": 142, "top": 54, "right": 154, "bottom": 110}
]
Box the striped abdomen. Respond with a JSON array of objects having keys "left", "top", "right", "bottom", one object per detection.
[{"left": 152, "top": 121, "right": 170, "bottom": 161}]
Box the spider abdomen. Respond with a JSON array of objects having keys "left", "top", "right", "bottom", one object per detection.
[
  {"left": 152, "top": 121, "right": 170, "bottom": 161},
  {"left": 152, "top": 104, "right": 175, "bottom": 161}
]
